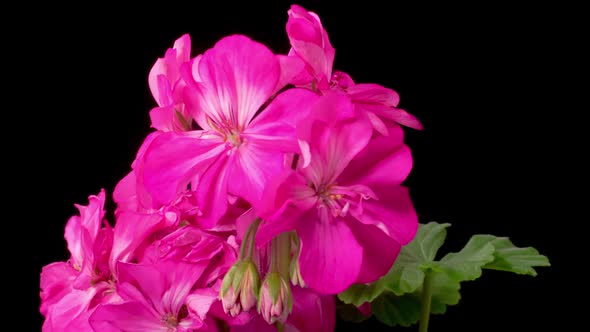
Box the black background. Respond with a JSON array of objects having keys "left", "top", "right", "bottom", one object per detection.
[{"left": 26, "top": 1, "right": 572, "bottom": 330}]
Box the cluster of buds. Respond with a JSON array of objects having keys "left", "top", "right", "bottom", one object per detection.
[{"left": 220, "top": 221, "right": 296, "bottom": 325}]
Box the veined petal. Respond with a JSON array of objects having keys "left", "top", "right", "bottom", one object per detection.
[
  {"left": 196, "top": 150, "right": 234, "bottom": 228},
  {"left": 303, "top": 117, "right": 372, "bottom": 185},
  {"left": 354, "top": 185, "right": 418, "bottom": 246},
  {"left": 149, "top": 105, "right": 176, "bottom": 132},
  {"left": 297, "top": 210, "right": 362, "bottom": 294},
  {"left": 347, "top": 219, "right": 402, "bottom": 283},
  {"left": 347, "top": 83, "right": 400, "bottom": 107},
  {"left": 256, "top": 171, "right": 317, "bottom": 246},
  {"left": 242, "top": 89, "right": 319, "bottom": 161},
  {"left": 198, "top": 35, "right": 280, "bottom": 128},
  {"left": 228, "top": 142, "right": 285, "bottom": 207},
  {"left": 43, "top": 287, "right": 98, "bottom": 332},
  {"left": 186, "top": 286, "right": 219, "bottom": 321},
  {"left": 286, "top": 286, "right": 335, "bottom": 332},
  {"left": 113, "top": 171, "right": 138, "bottom": 213},
  {"left": 109, "top": 211, "right": 164, "bottom": 273},
  {"left": 287, "top": 5, "right": 335, "bottom": 80},
  {"left": 247, "top": 88, "right": 319, "bottom": 143},
  {"left": 90, "top": 302, "right": 167, "bottom": 332},
  {"left": 275, "top": 55, "right": 307, "bottom": 94},
  {"left": 230, "top": 315, "right": 276, "bottom": 332},
  {"left": 141, "top": 131, "right": 226, "bottom": 205},
  {"left": 161, "top": 261, "right": 207, "bottom": 315},
  {"left": 64, "top": 216, "right": 83, "bottom": 269},
  {"left": 338, "top": 125, "right": 412, "bottom": 187},
  {"left": 363, "top": 104, "right": 424, "bottom": 130},
  {"left": 40, "top": 262, "right": 77, "bottom": 315}
]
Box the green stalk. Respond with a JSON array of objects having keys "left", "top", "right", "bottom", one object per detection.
[
  {"left": 276, "top": 232, "right": 291, "bottom": 278},
  {"left": 238, "top": 218, "right": 261, "bottom": 260},
  {"left": 419, "top": 271, "right": 433, "bottom": 332}
]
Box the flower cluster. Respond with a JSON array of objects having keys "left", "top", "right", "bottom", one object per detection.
[{"left": 40, "top": 4, "right": 420, "bottom": 331}]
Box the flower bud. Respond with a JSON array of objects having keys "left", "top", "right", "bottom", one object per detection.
[
  {"left": 220, "top": 260, "right": 261, "bottom": 316},
  {"left": 258, "top": 272, "right": 293, "bottom": 324}
]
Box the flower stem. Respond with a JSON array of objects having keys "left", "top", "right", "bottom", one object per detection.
[
  {"left": 419, "top": 271, "right": 433, "bottom": 332},
  {"left": 239, "top": 218, "right": 261, "bottom": 260}
]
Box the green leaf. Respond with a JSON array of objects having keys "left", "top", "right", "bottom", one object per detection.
[
  {"left": 338, "top": 222, "right": 550, "bottom": 329},
  {"left": 337, "top": 278, "right": 388, "bottom": 307},
  {"left": 437, "top": 235, "right": 496, "bottom": 282},
  {"left": 339, "top": 222, "right": 451, "bottom": 304},
  {"left": 385, "top": 222, "right": 451, "bottom": 295},
  {"left": 335, "top": 301, "right": 371, "bottom": 323},
  {"left": 429, "top": 272, "right": 461, "bottom": 314},
  {"left": 480, "top": 235, "right": 551, "bottom": 276},
  {"left": 372, "top": 292, "right": 422, "bottom": 327}
]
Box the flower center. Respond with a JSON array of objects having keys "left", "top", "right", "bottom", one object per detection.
[
  {"left": 312, "top": 183, "right": 349, "bottom": 217},
  {"left": 226, "top": 130, "right": 242, "bottom": 147},
  {"left": 162, "top": 313, "right": 178, "bottom": 328},
  {"left": 207, "top": 117, "right": 244, "bottom": 147}
]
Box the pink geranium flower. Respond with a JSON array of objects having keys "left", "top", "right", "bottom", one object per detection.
[
  {"left": 40, "top": 190, "right": 117, "bottom": 331},
  {"left": 90, "top": 261, "right": 212, "bottom": 331},
  {"left": 148, "top": 34, "right": 196, "bottom": 132},
  {"left": 286, "top": 4, "right": 423, "bottom": 133},
  {"left": 257, "top": 94, "right": 418, "bottom": 294},
  {"left": 140, "top": 35, "right": 318, "bottom": 227}
]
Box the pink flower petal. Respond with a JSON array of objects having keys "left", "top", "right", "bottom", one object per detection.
[
  {"left": 195, "top": 151, "right": 234, "bottom": 228},
  {"left": 113, "top": 171, "right": 138, "bottom": 212},
  {"left": 197, "top": 35, "right": 280, "bottom": 128},
  {"left": 109, "top": 211, "right": 163, "bottom": 272},
  {"left": 228, "top": 142, "right": 285, "bottom": 208},
  {"left": 141, "top": 131, "right": 226, "bottom": 205},
  {"left": 346, "top": 83, "right": 400, "bottom": 107},
  {"left": 90, "top": 302, "right": 166, "bottom": 332},
  {"left": 275, "top": 55, "right": 306, "bottom": 93},
  {"left": 347, "top": 219, "right": 402, "bottom": 283},
  {"left": 297, "top": 211, "right": 363, "bottom": 294},
  {"left": 355, "top": 185, "right": 418, "bottom": 246},
  {"left": 287, "top": 5, "right": 335, "bottom": 80},
  {"left": 40, "top": 262, "right": 76, "bottom": 315},
  {"left": 339, "top": 125, "right": 412, "bottom": 187},
  {"left": 285, "top": 286, "right": 335, "bottom": 332}
]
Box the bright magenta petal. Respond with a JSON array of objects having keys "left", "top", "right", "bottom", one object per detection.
[
  {"left": 348, "top": 219, "right": 402, "bottom": 283},
  {"left": 286, "top": 286, "right": 335, "bottom": 332},
  {"left": 246, "top": 88, "right": 320, "bottom": 153},
  {"left": 228, "top": 143, "right": 285, "bottom": 207},
  {"left": 109, "top": 212, "right": 163, "bottom": 272},
  {"left": 40, "top": 262, "right": 76, "bottom": 315},
  {"left": 256, "top": 171, "right": 317, "bottom": 246},
  {"left": 197, "top": 35, "right": 280, "bottom": 128},
  {"left": 339, "top": 125, "right": 412, "bottom": 187},
  {"left": 275, "top": 55, "right": 306, "bottom": 93},
  {"left": 287, "top": 5, "right": 335, "bottom": 80},
  {"left": 362, "top": 104, "right": 424, "bottom": 130},
  {"left": 303, "top": 117, "right": 372, "bottom": 186},
  {"left": 141, "top": 131, "right": 226, "bottom": 205},
  {"left": 186, "top": 287, "right": 219, "bottom": 321},
  {"left": 347, "top": 83, "right": 400, "bottom": 107},
  {"left": 355, "top": 185, "right": 418, "bottom": 246},
  {"left": 196, "top": 151, "right": 234, "bottom": 228},
  {"left": 90, "top": 302, "right": 166, "bottom": 332},
  {"left": 297, "top": 212, "right": 363, "bottom": 294}
]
